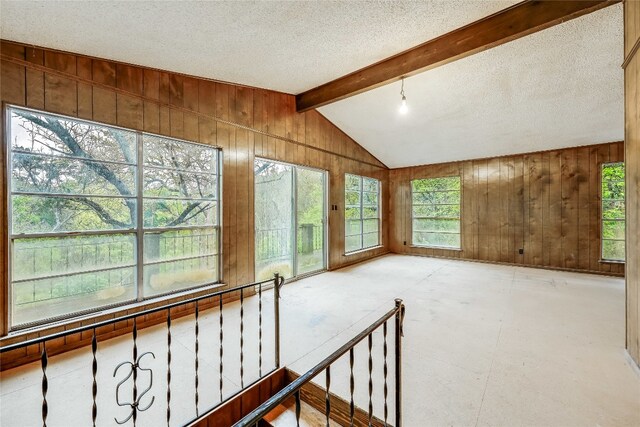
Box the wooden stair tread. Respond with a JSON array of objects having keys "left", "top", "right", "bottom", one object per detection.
[{"left": 264, "top": 399, "right": 340, "bottom": 426}]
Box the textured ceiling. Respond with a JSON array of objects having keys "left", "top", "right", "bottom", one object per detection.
[
  {"left": 319, "top": 4, "right": 624, "bottom": 168},
  {"left": 0, "top": 0, "right": 516, "bottom": 94},
  {"left": 0, "top": 1, "right": 623, "bottom": 167}
]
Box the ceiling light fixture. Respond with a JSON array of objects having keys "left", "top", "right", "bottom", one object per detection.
[{"left": 399, "top": 77, "right": 408, "bottom": 114}]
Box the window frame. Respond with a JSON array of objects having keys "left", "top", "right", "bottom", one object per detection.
[
  {"left": 410, "top": 175, "right": 462, "bottom": 250},
  {"left": 344, "top": 173, "right": 381, "bottom": 254},
  {"left": 6, "top": 105, "right": 223, "bottom": 330},
  {"left": 600, "top": 161, "right": 625, "bottom": 263}
]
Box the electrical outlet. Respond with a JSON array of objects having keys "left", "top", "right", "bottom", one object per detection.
[
  {"left": 403, "top": 241, "right": 407, "bottom": 246},
  {"left": 519, "top": 248, "right": 524, "bottom": 254}
]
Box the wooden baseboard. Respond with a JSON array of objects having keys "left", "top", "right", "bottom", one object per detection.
[{"left": 393, "top": 251, "right": 625, "bottom": 278}]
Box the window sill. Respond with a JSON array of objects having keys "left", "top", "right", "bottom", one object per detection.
[
  {"left": 344, "top": 245, "right": 383, "bottom": 256},
  {"left": 3, "top": 282, "right": 226, "bottom": 340},
  {"left": 410, "top": 245, "right": 463, "bottom": 252},
  {"left": 599, "top": 259, "right": 625, "bottom": 264}
]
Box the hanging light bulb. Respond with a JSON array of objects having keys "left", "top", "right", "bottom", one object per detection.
[{"left": 399, "top": 77, "right": 408, "bottom": 114}]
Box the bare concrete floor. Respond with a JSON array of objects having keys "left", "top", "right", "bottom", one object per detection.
[{"left": 2, "top": 254, "right": 639, "bottom": 426}]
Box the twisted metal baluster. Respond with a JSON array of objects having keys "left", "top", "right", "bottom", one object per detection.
[
  {"left": 349, "top": 348, "right": 355, "bottom": 427},
  {"left": 240, "top": 288, "right": 244, "bottom": 388},
  {"left": 195, "top": 301, "right": 200, "bottom": 416},
  {"left": 41, "top": 342, "right": 48, "bottom": 427},
  {"left": 325, "top": 366, "right": 331, "bottom": 427},
  {"left": 219, "top": 296, "right": 224, "bottom": 401},
  {"left": 383, "top": 321, "right": 388, "bottom": 426},
  {"left": 258, "top": 283, "right": 263, "bottom": 377},
  {"left": 167, "top": 310, "right": 172, "bottom": 427},
  {"left": 92, "top": 329, "right": 98, "bottom": 427},
  {"left": 132, "top": 318, "right": 138, "bottom": 427},
  {"left": 295, "top": 390, "right": 301, "bottom": 427},
  {"left": 368, "top": 333, "right": 373, "bottom": 427}
]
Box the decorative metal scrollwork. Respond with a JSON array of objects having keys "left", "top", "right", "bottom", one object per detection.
[{"left": 113, "top": 351, "right": 156, "bottom": 424}]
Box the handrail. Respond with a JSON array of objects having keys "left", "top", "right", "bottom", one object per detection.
[
  {"left": 0, "top": 276, "right": 277, "bottom": 353},
  {"left": 235, "top": 298, "right": 405, "bottom": 427},
  {"left": 0, "top": 273, "right": 287, "bottom": 427}
]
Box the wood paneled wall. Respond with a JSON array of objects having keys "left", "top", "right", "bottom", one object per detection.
[
  {"left": 0, "top": 40, "right": 389, "bottom": 342},
  {"left": 624, "top": 0, "right": 640, "bottom": 367},
  {"left": 389, "top": 143, "right": 625, "bottom": 276}
]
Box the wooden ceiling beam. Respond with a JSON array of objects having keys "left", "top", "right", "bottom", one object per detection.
[{"left": 296, "top": 0, "right": 620, "bottom": 112}]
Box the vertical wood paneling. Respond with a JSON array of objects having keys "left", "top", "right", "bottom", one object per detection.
[
  {"left": 561, "top": 148, "right": 579, "bottom": 269},
  {"left": 577, "top": 147, "right": 591, "bottom": 271},
  {"left": 512, "top": 157, "right": 525, "bottom": 263},
  {"left": 528, "top": 153, "right": 543, "bottom": 266},
  {"left": 625, "top": 1, "right": 640, "bottom": 366},
  {"left": 388, "top": 143, "right": 624, "bottom": 275},
  {"left": 25, "top": 47, "right": 45, "bottom": 110},
  {"left": 0, "top": 40, "right": 388, "bottom": 339}
]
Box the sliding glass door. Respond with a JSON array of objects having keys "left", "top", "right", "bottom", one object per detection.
[
  {"left": 296, "top": 167, "right": 326, "bottom": 275},
  {"left": 254, "top": 159, "right": 326, "bottom": 280}
]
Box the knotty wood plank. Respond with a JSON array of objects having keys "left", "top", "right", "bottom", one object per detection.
[
  {"left": 1, "top": 40, "right": 25, "bottom": 59},
  {"left": 183, "top": 111, "right": 199, "bottom": 142},
  {"left": 527, "top": 153, "right": 542, "bottom": 265},
  {"left": 577, "top": 147, "right": 591, "bottom": 270},
  {"left": 236, "top": 127, "right": 250, "bottom": 285},
  {"left": 487, "top": 158, "right": 501, "bottom": 262},
  {"left": 76, "top": 57, "right": 93, "bottom": 120},
  {"left": 25, "top": 47, "right": 45, "bottom": 109},
  {"left": 477, "top": 160, "right": 489, "bottom": 261},
  {"left": 116, "top": 63, "right": 143, "bottom": 95},
  {"left": 1, "top": 60, "right": 25, "bottom": 105},
  {"left": 92, "top": 60, "right": 117, "bottom": 125},
  {"left": 512, "top": 156, "right": 525, "bottom": 263},
  {"left": 116, "top": 93, "right": 143, "bottom": 130},
  {"left": 548, "top": 150, "right": 563, "bottom": 268},
  {"left": 462, "top": 161, "right": 475, "bottom": 258},
  {"left": 540, "top": 152, "right": 550, "bottom": 266},
  {"left": 499, "top": 157, "right": 511, "bottom": 262},
  {"left": 169, "top": 108, "right": 184, "bottom": 139},
  {"left": 561, "top": 148, "right": 579, "bottom": 269},
  {"left": 588, "top": 146, "right": 601, "bottom": 271}
]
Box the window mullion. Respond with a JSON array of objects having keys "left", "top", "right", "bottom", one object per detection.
[{"left": 136, "top": 132, "right": 145, "bottom": 301}]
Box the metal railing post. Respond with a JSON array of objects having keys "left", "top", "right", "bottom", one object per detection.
[
  {"left": 395, "top": 298, "right": 405, "bottom": 427},
  {"left": 274, "top": 272, "right": 281, "bottom": 368}
]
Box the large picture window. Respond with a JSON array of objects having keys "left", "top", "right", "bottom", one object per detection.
[
  {"left": 7, "top": 106, "right": 221, "bottom": 328},
  {"left": 345, "top": 174, "right": 380, "bottom": 253},
  {"left": 601, "top": 162, "right": 625, "bottom": 262},
  {"left": 411, "top": 176, "right": 461, "bottom": 249}
]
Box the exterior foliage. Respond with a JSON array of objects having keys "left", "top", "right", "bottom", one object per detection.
[
  {"left": 411, "top": 176, "right": 461, "bottom": 249},
  {"left": 601, "top": 162, "right": 625, "bottom": 261},
  {"left": 8, "top": 107, "right": 220, "bottom": 327},
  {"left": 345, "top": 174, "right": 380, "bottom": 253}
]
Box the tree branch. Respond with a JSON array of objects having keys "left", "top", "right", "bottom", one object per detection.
[
  {"left": 167, "top": 201, "right": 204, "bottom": 227},
  {"left": 70, "top": 197, "right": 131, "bottom": 228},
  {"left": 16, "top": 112, "right": 136, "bottom": 220}
]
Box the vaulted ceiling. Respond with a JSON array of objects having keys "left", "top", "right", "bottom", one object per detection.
[
  {"left": 319, "top": 3, "right": 624, "bottom": 167},
  {"left": 0, "top": 1, "right": 624, "bottom": 168}
]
